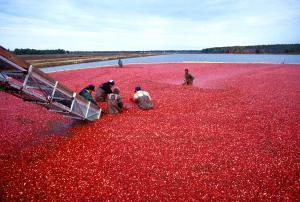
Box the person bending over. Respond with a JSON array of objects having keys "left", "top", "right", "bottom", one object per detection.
[
  {"left": 107, "top": 87, "right": 123, "bottom": 114},
  {"left": 133, "top": 86, "right": 153, "bottom": 110},
  {"left": 79, "top": 84, "right": 99, "bottom": 107},
  {"left": 95, "top": 80, "right": 115, "bottom": 102}
]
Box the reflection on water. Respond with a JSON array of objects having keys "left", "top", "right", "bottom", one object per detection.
[{"left": 42, "top": 53, "right": 300, "bottom": 73}]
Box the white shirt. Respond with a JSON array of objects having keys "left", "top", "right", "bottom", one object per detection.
[{"left": 133, "top": 90, "right": 151, "bottom": 101}]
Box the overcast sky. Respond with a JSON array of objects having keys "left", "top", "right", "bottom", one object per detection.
[{"left": 0, "top": 0, "right": 299, "bottom": 51}]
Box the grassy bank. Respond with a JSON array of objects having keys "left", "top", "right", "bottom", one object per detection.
[{"left": 20, "top": 52, "right": 164, "bottom": 68}]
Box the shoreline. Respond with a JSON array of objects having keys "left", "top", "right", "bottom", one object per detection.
[{"left": 23, "top": 52, "right": 166, "bottom": 68}]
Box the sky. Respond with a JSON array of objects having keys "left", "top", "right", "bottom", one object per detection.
[{"left": 0, "top": 0, "right": 299, "bottom": 51}]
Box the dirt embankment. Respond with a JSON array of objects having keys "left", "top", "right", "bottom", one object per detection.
[{"left": 20, "top": 52, "right": 164, "bottom": 68}]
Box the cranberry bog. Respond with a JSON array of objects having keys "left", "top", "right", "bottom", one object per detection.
[{"left": 0, "top": 62, "right": 299, "bottom": 200}]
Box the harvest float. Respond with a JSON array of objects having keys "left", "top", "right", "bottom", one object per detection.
[{"left": 0, "top": 50, "right": 299, "bottom": 200}]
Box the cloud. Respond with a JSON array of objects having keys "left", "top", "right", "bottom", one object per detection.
[{"left": 0, "top": 0, "right": 300, "bottom": 50}]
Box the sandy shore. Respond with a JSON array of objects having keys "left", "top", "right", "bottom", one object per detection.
[
  {"left": 20, "top": 52, "right": 164, "bottom": 68},
  {"left": 0, "top": 62, "right": 299, "bottom": 200}
]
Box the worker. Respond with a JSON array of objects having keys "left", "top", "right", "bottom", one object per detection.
[
  {"left": 0, "top": 81, "right": 9, "bottom": 91},
  {"left": 79, "top": 84, "right": 98, "bottom": 106},
  {"left": 0, "top": 74, "right": 12, "bottom": 91},
  {"left": 133, "top": 86, "right": 153, "bottom": 110},
  {"left": 183, "top": 68, "right": 194, "bottom": 85},
  {"left": 107, "top": 87, "right": 123, "bottom": 114},
  {"left": 95, "top": 80, "right": 115, "bottom": 102},
  {"left": 118, "top": 59, "right": 123, "bottom": 68}
]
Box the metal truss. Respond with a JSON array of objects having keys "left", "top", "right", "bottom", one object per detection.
[{"left": 0, "top": 47, "right": 101, "bottom": 121}]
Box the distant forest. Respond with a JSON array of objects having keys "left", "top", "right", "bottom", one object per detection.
[
  {"left": 13, "top": 48, "right": 69, "bottom": 55},
  {"left": 12, "top": 44, "right": 300, "bottom": 55},
  {"left": 201, "top": 44, "right": 300, "bottom": 54}
]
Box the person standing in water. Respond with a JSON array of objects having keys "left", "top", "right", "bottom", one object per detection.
[
  {"left": 183, "top": 68, "right": 194, "bottom": 85},
  {"left": 118, "top": 59, "right": 123, "bottom": 68}
]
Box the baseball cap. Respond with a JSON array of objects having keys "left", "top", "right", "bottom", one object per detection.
[
  {"left": 87, "top": 84, "right": 95, "bottom": 91},
  {"left": 134, "top": 86, "right": 141, "bottom": 92},
  {"left": 109, "top": 80, "right": 115, "bottom": 85}
]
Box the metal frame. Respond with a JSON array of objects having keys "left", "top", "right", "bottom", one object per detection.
[
  {"left": 85, "top": 101, "right": 91, "bottom": 118},
  {"left": 69, "top": 92, "right": 76, "bottom": 112},
  {"left": 0, "top": 49, "right": 101, "bottom": 121},
  {"left": 49, "top": 81, "right": 58, "bottom": 103},
  {"left": 22, "top": 65, "right": 32, "bottom": 88}
]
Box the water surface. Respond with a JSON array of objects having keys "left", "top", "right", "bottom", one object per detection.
[{"left": 43, "top": 54, "right": 300, "bottom": 73}]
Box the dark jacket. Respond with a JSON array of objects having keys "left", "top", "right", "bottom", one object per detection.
[
  {"left": 99, "top": 82, "right": 113, "bottom": 94},
  {"left": 118, "top": 59, "right": 123, "bottom": 67},
  {"left": 95, "top": 82, "right": 113, "bottom": 102},
  {"left": 79, "top": 89, "right": 98, "bottom": 106}
]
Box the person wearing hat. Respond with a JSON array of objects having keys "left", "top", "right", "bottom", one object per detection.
[
  {"left": 95, "top": 80, "right": 115, "bottom": 102},
  {"left": 133, "top": 86, "right": 153, "bottom": 110},
  {"left": 107, "top": 87, "right": 123, "bottom": 114},
  {"left": 183, "top": 68, "right": 194, "bottom": 85},
  {"left": 79, "top": 84, "right": 98, "bottom": 106}
]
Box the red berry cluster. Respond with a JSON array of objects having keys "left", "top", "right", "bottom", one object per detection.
[{"left": 0, "top": 63, "right": 299, "bottom": 200}]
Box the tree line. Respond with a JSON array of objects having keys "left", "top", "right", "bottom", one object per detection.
[
  {"left": 201, "top": 44, "right": 300, "bottom": 54},
  {"left": 13, "top": 48, "right": 69, "bottom": 55}
]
